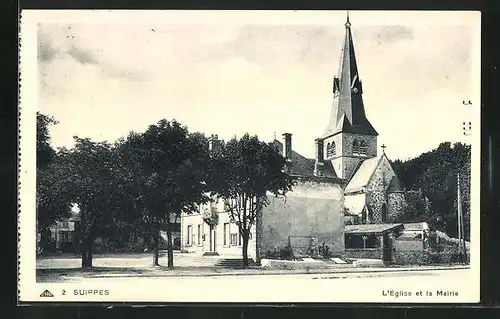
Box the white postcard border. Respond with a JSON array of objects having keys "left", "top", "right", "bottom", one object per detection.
[{"left": 18, "top": 10, "right": 481, "bottom": 303}]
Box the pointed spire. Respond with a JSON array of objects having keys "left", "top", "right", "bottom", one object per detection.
[{"left": 323, "top": 12, "right": 378, "bottom": 138}]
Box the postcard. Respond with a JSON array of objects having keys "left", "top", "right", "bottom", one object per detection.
[{"left": 18, "top": 10, "right": 481, "bottom": 303}]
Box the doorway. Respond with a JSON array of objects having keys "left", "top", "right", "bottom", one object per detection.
[
  {"left": 209, "top": 227, "right": 217, "bottom": 252},
  {"left": 382, "top": 234, "right": 392, "bottom": 263}
]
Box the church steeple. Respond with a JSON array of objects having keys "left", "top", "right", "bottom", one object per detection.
[
  {"left": 319, "top": 13, "right": 379, "bottom": 180},
  {"left": 324, "top": 13, "right": 378, "bottom": 138}
]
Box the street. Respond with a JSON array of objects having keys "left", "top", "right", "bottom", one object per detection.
[{"left": 33, "top": 253, "right": 478, "bottom": 303}]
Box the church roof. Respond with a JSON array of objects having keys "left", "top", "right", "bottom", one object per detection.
[
  {"left": 388, "top": 175, "right": 405, "bottom": 193},
  {"left": 272, "top": 140, "right": 338, "bottom": 179},
  {"left": 323, "top": 14, "right": 378, "bottom": 138},
  {"left": 344, "top": 156, "right": 381, "bottom": 193}
]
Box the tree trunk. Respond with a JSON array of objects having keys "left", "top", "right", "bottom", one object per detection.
[
  {"left": 242, "top": 233, "right": 249, "bottom": 269},
  {"left": 81, "top": 236, "right": 93, "bottom": 269},
  {"left": 166, "top": 229, "right": 174, "bottom": 270},
  {"left": 152, "top": 229, "right": 160, "bottom": 266},
  {"left": 38, "top": 227, "right": 51, "bottom": 254}
]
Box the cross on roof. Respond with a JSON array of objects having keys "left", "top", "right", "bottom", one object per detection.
[
  {"left": 381, "top": 144, "right": 387, "bottom": 153},
  {"left": 345, "top": 11, "right": 351, "bottom": 28}
]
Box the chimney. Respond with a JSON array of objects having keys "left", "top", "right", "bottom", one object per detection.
[
  {"left": 314, "top": 138, "right": 324, "bottom": 177},
  {"left": 282, "top": 133, "right": 292, "bottom": 173}
]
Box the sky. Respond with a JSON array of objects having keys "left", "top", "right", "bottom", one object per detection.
[{"left": 36, "top": 11, "right": 480, "bottom": 161}]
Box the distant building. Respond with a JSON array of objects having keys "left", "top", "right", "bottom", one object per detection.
[
  {"left": 45, "top": 204, "right": 181, "bottom": 253},
  {"left": 48, "top": 204, "right": 81, "bottom": 252}
]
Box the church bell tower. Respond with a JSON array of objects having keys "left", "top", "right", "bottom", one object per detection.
[{"left": 320, "top": 13, "right": 378, "bottom": 180}]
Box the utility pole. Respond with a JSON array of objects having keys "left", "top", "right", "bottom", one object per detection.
[
  {"left": 457, "top": 173, "right": 462, "bottom": 261},
  {"left": 457, "top": 173, "right": 467, "bottom": 263}
]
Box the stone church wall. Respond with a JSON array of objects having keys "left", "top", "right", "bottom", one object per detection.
[
  {"left": 388, "top": 192, "right": 405, "bottom": 222},
  {"left": 256, "top": 179, "right": 344, "bottom": 261},
  {"left": 366, "top": 157, "right": 396, "bottom": 223},
  {"left": 342, "top": 133, "right": 377, "bottom": 158}
]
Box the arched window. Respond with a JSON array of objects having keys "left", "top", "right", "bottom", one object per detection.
[
  {"left": 361, "top": 208, "right": 367, "bottom": 224},
  {"left": 353, "top": 139, "right": 367, "bottom": 156},
  {"left": 326, "top": 141, "right": 336, "bottom": 157},
  {"left": 381, "top": 203, "right": 388, "bottom": 223},
  {"left": 359, "top": 140, "right": 368, "bottom": 155},
  {"left": 353, "top": 139, "right": 360, "bottom": 155}
]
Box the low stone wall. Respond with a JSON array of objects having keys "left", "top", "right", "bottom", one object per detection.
[
  {"left": 345, "top": 248, "right": 382, "bottom": 260},
  {"left": 260, "top": 259, "right": 354, "bottom": 270},
  {"left": 353, "top": 259, "right": 385, "bottom": 268}
]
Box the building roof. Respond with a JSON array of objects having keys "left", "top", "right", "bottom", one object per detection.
[
  {"left": 323, "top": 15, "right": 378, "bottom": 138},
  {"left": 345, "top": 223, "right": 404, "bottom": 235},
  {"left": 403, "top": 222, "right": 430, "bottom": 231},
  {"left": 387, "top": 175, "right": 405, "bottom": 193},
  {"left": 272, "top": 140, "right": 338, "bottom": 179},
  {"left": 344, "top": 156, "right": 380, "bottom": 193},
  {"left": 396, "top": 232, "right": 423, "bottom": 240}
]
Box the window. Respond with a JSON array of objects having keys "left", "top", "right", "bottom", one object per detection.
[
  {"left": 367, "top": 209, "right": 373, "bottom": 224},
  {"left": 359, "top": 140, "right": 368, "bottom": 155},
  {"left": 326, "top": 141, "right": 336, "bottom": 157},
  {"left": 353, "top": 139, "right": 367, "bottom": 156},
  {"left": 186, "top": 225, "right": 192, "bottom": 246},
  {"left": 361, "top": 209, "right": 367, "bottom": 224},
  {"left": 345, "top": 234, "right": 379, "bottom": 249},
  {"left": 381, "top": 204, "right": 388, "bottom": 223},
  {"left": 62, "top": 231, "right": 71, "bottom": 242},
  {"left": 197, "top": 224, "right": 202, "bottom": 245},
  {"left": 230, "top": 233, "right": 238, "bottom": 246},
  {"left": 223, "top": 223, "right": 230, "bottom": 246}
]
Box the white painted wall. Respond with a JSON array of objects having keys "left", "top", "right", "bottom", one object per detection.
[{"left": 180, "top": 210, "right": 257, "bottom": 260}]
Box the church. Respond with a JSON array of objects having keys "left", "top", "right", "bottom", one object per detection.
[{"left": 180, "top": 15, "right": 407, "bottom": 262}]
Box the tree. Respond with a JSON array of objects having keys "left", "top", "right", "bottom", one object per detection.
[
  {"left": 119, "top": 120, "right": 212, "bottom": 269},
  {"left": 210, "top": 134, "right": 295, "bottom": 268},
  {"left": 36, "top": 112, "right": 73, "bottom": 252},
  {"left": 60, "top": 137, "right": 124, "bottom": 269},
  {"left": 391, "top": 142, "right": 471, "bottom": 239},
  {"left": 37, "top": 112, "right": 57, "bottom": 169}
]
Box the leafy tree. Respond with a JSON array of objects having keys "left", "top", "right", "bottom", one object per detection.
[
  {"left": 59, "top": 137, "right": 124, "bottom": 269},
  {"left": 210, "top": 134, "right": 295, "bottom": 268},
  {"left": 119, "top": 120, "right": 212, "bottom": 269},
  {"left": 391, "top": 142, "right": 471, "bottom": 240},
  {"left": 36, "top": 112, "right": 73, "bottom": 251},
  {"left": 37, "top": 112, "right": 57, "bottom": 169}
]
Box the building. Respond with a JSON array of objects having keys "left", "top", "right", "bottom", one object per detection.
[
  {"left": 44, "top": 204, "right": 181, "bottom": 253},
  {"left": 180, "top": 14, "right": 407, "bottom": 262},
  {"left": 47, "top": 204, "right": 81, "bottom": 252}
]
